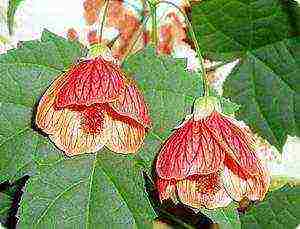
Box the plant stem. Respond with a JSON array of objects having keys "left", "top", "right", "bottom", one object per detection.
[
  {"left": 158, "top": 1, "right": 210, "bottom": 97},
  {"left": 149, "top": 2, "right": 158, "bottom": 47},
  {"left": 121, "top": 0, "right": 210, "bottom": 98},
  {"left": 97, "top": 0, "right": 110, "bottom": 43}
]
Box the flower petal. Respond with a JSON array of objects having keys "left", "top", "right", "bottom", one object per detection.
[
  {"left": 36, "top": 75, "right": 107, "bottom": 156},
  {"left": 109, "top": 80, "right": 151, "bottom": 128},
  {"left": 176, "top": 174, "right": 232, "bottom": 210},
  {"left": 221, "top": 160, "right": 270, "bottom": 201},
  {"left": 55, "top": 57, "right": 126, "bottom": 108},
  {"left": 36, "top": 73, "right": 67, "bottom": 134},
  {"left": 157, "top": 8, "right": 186, "bottom": 55},
  {"left": 156, "top": 118, "right": 225, "bottom": 180},
  {"left": 96, "top": 0, "right": 145, "bottom": 60},
  {"left": 208, "top": 112, "right": 261, "bottom": 175},
  {"left": 49, "top": 109, "right": 106, "bottom": 156},
  {"left": 188, "top": 118, "right": 225, "bottom": 176},
  {"left": 103, "top": 113, "right": 146, "bottom": 154},
  {"left": 156, "top": 177, "right": 177, "bottom": 202}
]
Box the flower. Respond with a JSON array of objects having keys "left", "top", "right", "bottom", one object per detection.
[
  {"left": 155, "top": 96, "right": 270, "bottom": 210},
  {"left": 36, "top": 44, "right": 151, "bottom": 156}
]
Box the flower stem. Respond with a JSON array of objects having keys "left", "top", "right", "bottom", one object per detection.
[
  {"left": 121, "top": 0, "right": 210, "bottom": 97},
  {"left": 149, "top": 2, "right": 158, "bottom": 47},
  {"left": 157, "top": 1, "right": 210, "bottom": 97},
  {"left": 97, "top": 0, "right": 110, "bottom": 43}
]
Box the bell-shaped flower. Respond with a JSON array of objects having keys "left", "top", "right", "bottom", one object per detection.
[
  {"left": 36, "top": 44, "right": 151, "bottom": 156},
  {"left": 155, "top": 96, "right": 270, "bottom": 210}
]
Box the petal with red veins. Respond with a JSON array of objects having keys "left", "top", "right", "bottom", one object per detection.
[
  {"left": 156, "top": 120, "right": 195, "bottom": 179},
  {"left": 222, "top": 158, "right": 270, "bottom": 201},
  {"left": 176, "top": 174, "right": 232, "bottom": 209},
  {"left": 49, "top": 108, "right": 106, "bottom": 156},
  {"left": 55, "top": 57, "right": 125, "bottom": 108},
  {"left": 210, "top": 112, "right": 261, "bottom": 175},
  {"left": 156, "top": 118, "right": 225, "bottom": 180},
  {"left": 36, "top": 73, "right": 67, "bottom": 134},
  {"left": 188, "top": 119, "right": 225, "bottom": 176},
  {"left": 102, "top": 113, "right": 146, "bottom": 154},
  {"left": 109, "top": 80, "right": 151, "bottom": 128},
  {"left": 36, "top": 74, "right": 107, "bottom": 156},
  {"left": 156, "top": 178, "right": 177, "bottom": 202},
  {"left": 221, "top": 166, "right": 248, "bottom": 201}
]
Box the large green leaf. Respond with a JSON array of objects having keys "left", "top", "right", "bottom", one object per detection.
[
  {"left": 192, "top": 0, "right": 300, "bottom": 60},
  {"left": 241, "top": 185, "right": 300, "bottom": 229},
  {"left": 224, "top": 38, "right": 300, "bottom": 149},
  {"left": 192, "top": 0, "right": 300, "bottom": 149},
  {"left": 19, "top": 144, "right": 156, "bottom": 228}
]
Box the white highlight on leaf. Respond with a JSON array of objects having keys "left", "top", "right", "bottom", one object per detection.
[{"left": 281, "top": 136, "right": 300, "bottom": 180}]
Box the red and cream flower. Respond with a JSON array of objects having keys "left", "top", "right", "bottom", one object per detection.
[
  {"left": 156, "top": 96, "right": 270, "bottom": 210},
  {"left": 36, "top": 45, "right": 151, "bottom": 156}
]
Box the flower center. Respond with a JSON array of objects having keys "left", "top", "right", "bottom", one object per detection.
[
  {"left": 81, "top": 105, "right": 105, "bottom": 134},
  {"left": 189, "top": 173, "right": 221, "bottom": 195}
]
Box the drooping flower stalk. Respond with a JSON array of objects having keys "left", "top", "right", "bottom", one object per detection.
[
  {"left": 149, "top": 1, "right": 158, "bottom": 47},
  {"left": 149, "top": 0, "right": 210, "bottom": 96},
  {"left": 97, "top": 0, "right": 110, "bottom": 43}
]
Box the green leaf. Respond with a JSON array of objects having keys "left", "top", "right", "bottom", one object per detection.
[
  {"left": 223, "top": 38, "right": 300, "bottom": 150},
  {"left": 192, "top": 0, "right": 300, "bottom": 150},
  {"left": 7, "top": 0, "right": 25, "bottom": 35},
  {"left": 192, "top": 0, "right": 300, "bottom": 60},
  {"left": 0, "top": 192, "right": 12, "bottom": 224},
  {"left": 19, "top": 145, "right": 156, "bottom": 228},
  {"left": 241, "top": 185, "right": 300, "bottom": 229}
]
